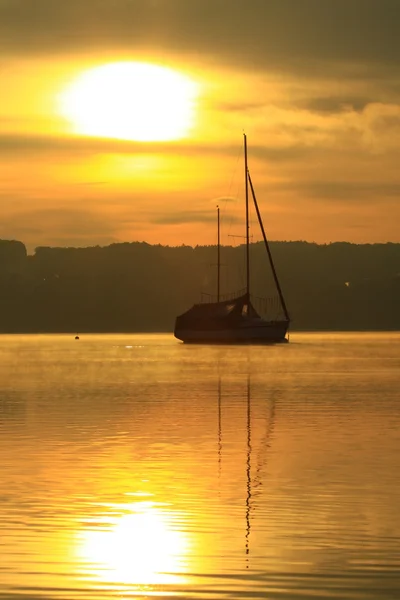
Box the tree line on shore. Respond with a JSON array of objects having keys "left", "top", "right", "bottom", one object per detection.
[{"left": 0, "top": 238, "right": 399, "bottom": 332}]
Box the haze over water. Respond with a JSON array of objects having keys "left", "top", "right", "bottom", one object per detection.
[{"left": 0, "top": 333, "right": 399, "bottom": 599}]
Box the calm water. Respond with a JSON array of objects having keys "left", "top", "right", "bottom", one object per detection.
[{"left": 0, "top": 333, "right": 399, "bottom": 599}]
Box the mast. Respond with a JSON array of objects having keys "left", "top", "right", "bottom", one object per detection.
[
  {"left": 248, "top": 172, "right": 290, "bottom": 322},
  {"left": 217, "top": 205, "right": 220, "bottom": 302},
  {"left": 244, "top": 134, "right": 250, "bottom": 301}
]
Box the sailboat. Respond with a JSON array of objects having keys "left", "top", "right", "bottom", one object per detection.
[{"left": 174, "top": 134, "right": 290, "bottom": 344}]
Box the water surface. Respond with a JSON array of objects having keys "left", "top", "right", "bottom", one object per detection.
[{"left": 0, "top": 333, "right": 399, "bottom": 599}]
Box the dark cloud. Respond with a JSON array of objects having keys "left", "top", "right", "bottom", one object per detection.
[
  {"left": 0, "top": 206, "right": 120, "bottom": 249},
  {"left": 0, "top": 132, "right": 314, "bottom": 162},
  {"left": 1, "top": 0, "right": 400, "bottom": 76},
  {"left": 214, "top": 196, "right": 238, "bottom": 204},
  {"left": 0, "top": 198, "right": 240, "bottom": 250},
  {"left": 0, "top": 133, "right": 237, "bottom": 159},
  {"left": 371, "top": 111, "right": 400, "bottom": 132},
  {"left": 300, "top": 96, "right": 373, "bottom": 114},
  {"left": 212, "top": 101, "right": 267, "bottom": 113},
  {"left": 152, "top": 209, "right": 241, "bottom": 226},
  {"left": 275, "top": 181, "right": 400, "bottom": 201}
]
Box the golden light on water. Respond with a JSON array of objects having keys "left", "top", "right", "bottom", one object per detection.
[
  {"left": 77, "top": 501, "right": 189, "bottom": 587},
  {"left": 59, "top": 62, "right": 198, "bottom": 142}
]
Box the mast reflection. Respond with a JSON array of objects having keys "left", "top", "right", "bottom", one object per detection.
[
  {"left": 218, "top": 376, "right": 222, "bottom": 479},
  {"left": 245, "top": 376, "right": 252, "bottom": 565},
  {"left": 216, "top": 374, "right": 276, "bottom": 568}
]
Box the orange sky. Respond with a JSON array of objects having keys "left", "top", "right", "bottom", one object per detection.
[{"left": 1, "top": 1, "right": 400, "bottom": 251}]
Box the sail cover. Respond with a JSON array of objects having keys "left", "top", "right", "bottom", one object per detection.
[{"left": 175, "top": 294, "right": 261, "bottom": 331}]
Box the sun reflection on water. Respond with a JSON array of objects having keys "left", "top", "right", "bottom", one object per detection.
[{"left": 77, "top": 501, "right": 190, "bottom": 588}]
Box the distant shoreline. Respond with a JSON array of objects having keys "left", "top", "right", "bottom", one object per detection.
[
  {"left": 1, "top": 239, "right": 400, "bottom": 333},
  {"left": 1, "top": 329, "right": 399, "bottom": 335}
]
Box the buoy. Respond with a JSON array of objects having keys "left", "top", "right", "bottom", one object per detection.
[{"left": 75, "top": 335, "right": 79, "bottom": 340}]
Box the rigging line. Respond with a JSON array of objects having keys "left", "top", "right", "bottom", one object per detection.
[
  {"left": 248, "top": 171, "right": 290, "bottom": 322},
  {"left": 247, "top": 179, "right": 259, "bottom": 297}
]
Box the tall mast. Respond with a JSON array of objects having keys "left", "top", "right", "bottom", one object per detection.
[
  {"left": 217, "top": 205, "right": 220, "bottom": 302},
  {"left": 244, "top": 134, "right": 250, "bottom": 300}
]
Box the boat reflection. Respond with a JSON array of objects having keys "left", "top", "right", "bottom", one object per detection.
[{"left": 77, "top": 500, "right": 189, "bottom": 587}]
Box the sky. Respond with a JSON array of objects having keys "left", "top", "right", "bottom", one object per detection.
[{"left": 1, "top": 0, "right": 400, "bottom": 251}]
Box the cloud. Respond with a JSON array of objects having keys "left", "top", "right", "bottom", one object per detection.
[
  {"left": 299, "top": 96, "right": 373, "bottom": 115},
  {"left": 0, "top": 206, "right": 120, "bottom": 250},
  {"left": 0, "top": 132, "right": 313, "bottom": 162},
  {"left": 151, "top": 208, "right": 241, "bottom": 226},
  {"left": 0, "top": 133, "right": 181, "bottom": 155},
  {"left": 1, "top": 0, "right": 400, "bottom": 78},
  {"left": 273, "top": 181, "right": 400, "bottom": 202},
  {"left": 0, "top": 133, "right": 218, "bottom": 155},
  {"left": 244, "top": 102, "right": 400, "bottom": 155}
]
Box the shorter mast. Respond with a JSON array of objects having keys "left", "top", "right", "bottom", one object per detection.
[{"left": 248, "top": 172, "right": 290, "bottom": 323}]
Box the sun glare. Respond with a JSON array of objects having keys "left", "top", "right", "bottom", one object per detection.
[
  {"left": 77, "top": 502, "right": 189, "bottom": 587},
  {"left": 59, "top": 62, "right": 198, "bottom": 142}
]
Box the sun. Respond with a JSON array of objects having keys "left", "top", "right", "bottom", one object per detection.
[{"left": 59, "top": 62, "right": 198, "bottom": 142}]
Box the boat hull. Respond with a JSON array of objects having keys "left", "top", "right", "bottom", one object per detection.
[{"left": 174, "top": 320, "right": 289, "bottom": 344}]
